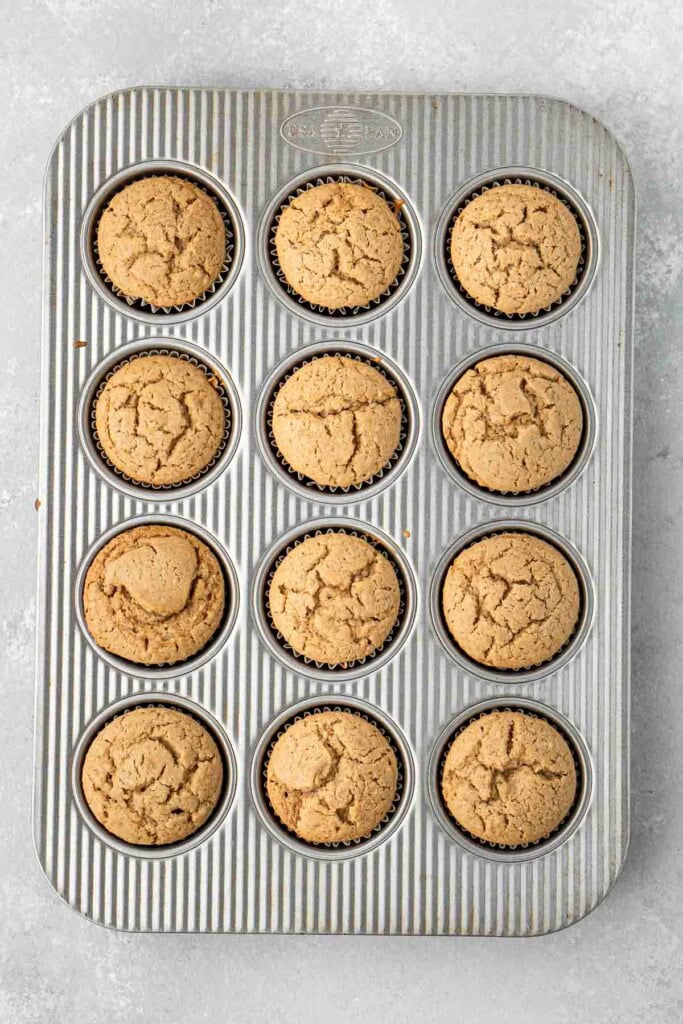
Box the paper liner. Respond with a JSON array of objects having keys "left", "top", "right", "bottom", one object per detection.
[
  {"left": 89, "top": 347, "right": 232, "bottom": 491},
  {"left": 92, "top": 172, "right": 235, "bottom": 314},
  {"left": 262, "top": 526, "right": 408, "bottom": 672},
  {"left": 445, "top": 176, "right": 588, "bottom": 321},
  {"left": 268, "top": 174, "right": 412, "bottom": 317},
  {"left": 261, "top": 704, "right": 404, "bottom": 849},
  {"left": 265, "top": 349, "right": 409, "bottom": 495},
  {"left": 438, "top": 705, "right": 582, "bottom": 852}
]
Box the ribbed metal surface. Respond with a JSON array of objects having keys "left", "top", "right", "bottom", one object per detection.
[{"left": 34, "top": 89, "right": 634, "bottom": 935}]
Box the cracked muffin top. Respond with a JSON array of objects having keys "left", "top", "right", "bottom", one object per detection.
[
  {"left": 274, "top": 182, "right": 404, "bottom": 310},
  {"left": 81, "top": 706, "right": 223, "bottom": 846},
  {"left": 441, "top": 710, "right": 577, "bottom": 845},
  {"left": 442, "top": 532, "right": 580, "bottom": 670},
  {"left": 450, "top": 184, "right": 581, "bottom": 315},
  {"left": 95, "top": 354, "right": 226, "bottom": 486},
  {"left": 83, "top": 524, "right": 225, "bottom": 666},
  {"left": 267, "top": 532, "right": 401, "bottom": 666},
  {"left": 271, "top": 355, "right": 402, "bottom": 488},
  {"left": 266, "top": 710, "right": 398, "bottom": 843},
  {"left": 97, "top": 176, "right": 226, "bottom": 308},
  {"left": 441, "top": 354, "right": 583, "bottom": 492}
]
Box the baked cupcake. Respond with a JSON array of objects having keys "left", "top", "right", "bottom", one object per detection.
[
  {"left": 442, "top": 354, "right": 583, "bottom": 492},
  {"left": 442, "top": 532, "right": 579, "bottom": 669},
  {"left": 271, "top": 355, "right": 402, "bottom": 488},
  {"left": 266, "top": 711, "right": 398, "bottom": 843},
  {"left": 81, "top": 706, "right": 223, "bottom": 845},
  {"left": 95, "top": 354, "right": 225, "bottom": 486},
  {"left": 274, "top": 182, "right": 404, "bottom": 310},
  {"left": 83, "top": 524, "right": 225, "bottom": 665},
  {"left": 441, "top": 710, "right": 577, "bottom": 845},
  {"left": 450, "top": 184, "right": 581, "bottom": 315},
  {"left": 268, "top": 532, "right": 401, "bottom": 665},
  {"left": 97, "top": 176, "right": 226, "bottom": 307}
]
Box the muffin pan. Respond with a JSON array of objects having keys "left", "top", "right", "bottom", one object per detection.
[{"left": 35, "top": 89, "right": 633, "bottom": 935}]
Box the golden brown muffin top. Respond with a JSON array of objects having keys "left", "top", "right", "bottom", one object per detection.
[
  {"left": 95, "top": 355, "right": 225, "bottom": 486},
  {"left": 272, "top": 355, "right": 402, "bottom": 488},
  {"left": 275, "top": 182, "right": 404, "bottom": 310},
  {"left": 442, "top": 532, "right": 579, "bottom": 670},
  {"left": 442, "top": 354, "right": 583, "bottom": 492},
  {"left": 268, "top": 532, "right": 401, "bottom": 666},
  {"left": 97, "top": 176, "right": 226, "bottom": 307},
  {"left": 83, "top": 525, "right": 225, "bottom": 666},
  {"left": 82, "top": 706, "right": 223, "bottom": 846},
  {"left": 441, "top": 710, "right": 577, "bottom": 845},
  {"left": 266, "top": 711, "right": 397, "bottom": 843},
  {"left": 450, "top": 184, "right": 581, "bottom": 315}
]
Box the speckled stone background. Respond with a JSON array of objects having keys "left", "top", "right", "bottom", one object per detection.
[{"left": 1, "top": 1, "right": 681, "bottom": 1021}]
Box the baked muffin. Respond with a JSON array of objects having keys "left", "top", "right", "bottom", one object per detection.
[
  {"left": 268, "top": 532, "right": 401, "bottom": 665},
  {"left": 274, "top": 182, "right": 404, "bottom": 309},
  {"left": 442, "top": 532, "right": 579, "bottom": 669},
  {"left": 81, "top": 706, "right": 223, "bottom": 845},
  {"left": 83, "top": 524, "right": 225, "bottom": 665},
  {"left": 441, "top": 710, "right": 577, "bottom": 845},
  {"left": 95, "top": 354, "right": 225, "bottom": 486},
  {"left": 272, "top": 355, "right": 402, "bottom": 488},
  {"left": 97, "top": 176, "right": 226, "bottom": 307},
  {"left": 450, "top": 184, "right": 581, "bottom": 315},
  {"left": 442, "top": 354, "right": 583, "bottom": 492},
  {"left": 266, "top": 711, "right": 398, "bottom": 843}
]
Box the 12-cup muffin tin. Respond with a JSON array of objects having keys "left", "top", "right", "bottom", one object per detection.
[{"left": 34, "top": 89, "right": 634, "bottom": 935}]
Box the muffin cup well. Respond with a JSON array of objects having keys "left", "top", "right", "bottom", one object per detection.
[
  {"left": 250, "top": 695, "right": 414, "bottom": 860},
  {"left": 74, "top": 514, "right": 239, "bottom": 681},
  {"left": 257, "top": 164, "right": 421, "bottom": 326},
  {"left": 427, "top": 697, "right": 592, "bottom": 862},
  {"left": 81, "top": 160, "right": 244, "bottom": 324},
  {"left": 432, "top": 342, "right": 597, "bottom": 507},
  {"left": 252, "top": 518, "right": 417, "bottom": 683},
  {"left": 435, "top": 167, "right": 599, "bottom": 330},
  {"left": 256, "top": 340, "right": 419, "bottom": 504},
  {"left": 78, "top": 338, "right": 242, "bottom": 502},
  {"left": 429, "top": 520, "right": 595, "bottom": 684},
  {"left": 71, "top": 691, "right": 237, "bottom": 860}
]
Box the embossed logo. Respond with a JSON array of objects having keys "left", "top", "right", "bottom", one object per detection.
[{"left": 281, "top": 106, "right": 402, "bottom": 156}]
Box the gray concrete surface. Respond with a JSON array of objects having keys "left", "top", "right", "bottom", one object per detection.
[{"left": 1, "top": 1, "right": 681, "bottom": 1021}]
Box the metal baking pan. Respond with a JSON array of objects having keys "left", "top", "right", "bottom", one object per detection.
[{"left": 34, "top": 88, "right": 634, "bottom": 935}]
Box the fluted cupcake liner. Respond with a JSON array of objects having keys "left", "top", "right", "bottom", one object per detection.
[
  {"left": 261, "top": 704, "right": 404, "bottom": 850},
  {"left": 444, "top": 175, "right": 588, "bottom": 322},
  {"left": 92, "top": 172, "right": 235, "bottom": 315},
  {"left": 268, "top": 174, "right": 412, "bottom": 318},
  {"left": 263, "top": 526, "right": 408, "bottom": 673},
  {"left": 265, "top": 348, "right": 409, "bottom": 496},
  {"left": 90, "top": 347, "right": 233, "bottom": 492},
  {"left": 437, "top": 705, "right": 583, "bottom": 852}
]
